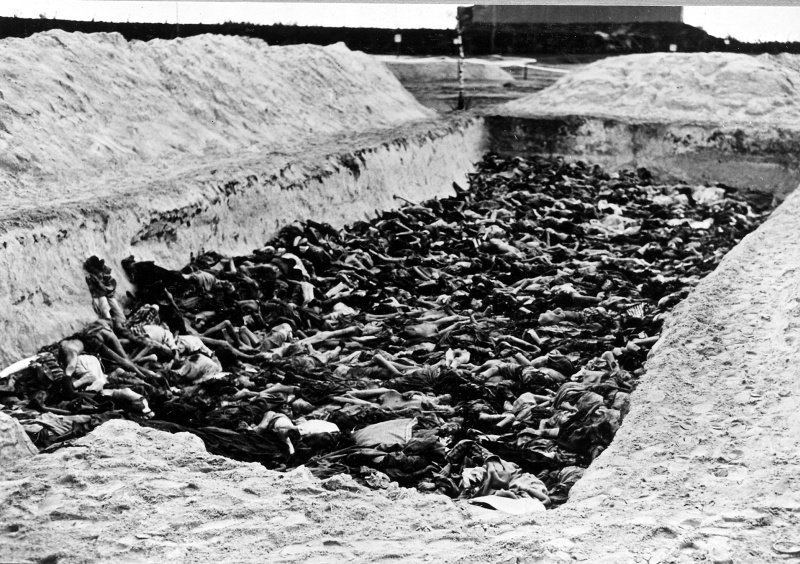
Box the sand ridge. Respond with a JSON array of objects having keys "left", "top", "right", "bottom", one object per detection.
[
  {"left": 496, "top": 51, "right": 800, "bottom": 126},
  {"left": 0, "top": 30, "right": 433, "bottom": 202},
  {"left": 0, "top": 420, "right": 488, "bottom": 563}
]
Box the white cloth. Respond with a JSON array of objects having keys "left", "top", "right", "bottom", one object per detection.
[
  {"left": 175, "top": 335, "right": 213, "bottom": 357},
  {"left": 468, "top": 495, "right": 546, "bottom": 515},
  {"left": 297, "top": 420, "right": 340, "bottom": 437},
  {"left": 177, "top": 354, "right": 222, "bottom": 382},
  {"left": 352, "top": 418, "right": 416, "bottom": 447},
  {"left": 72, "top": 355, "right": 108, "bottom": 392},
  {"left": 188, "top": 271, "right": 218, "bottom": 293},
  {"left": 143, "top": 324, "right": 177, "bottom": 351}
]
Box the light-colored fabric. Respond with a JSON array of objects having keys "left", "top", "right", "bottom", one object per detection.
[
  {"left": 378, "top": 390, "right": 430, "bottom": 411},
  {"left": 72, "top": 355, "right": 108, "bottom": 392},
  {"left": 297, "top": 420, "right": 340, "bottom": 437},
  {"left": 143, "top": 324, "right": 177, "bottom": 351},
  {"left": 468, "top": 495, "right": 546, "bottom": 515},
  {"left": 188, "top": 271, "right": 217, "bottom": 293},
  {"left": 0, "top": 354, "right": 43, "bottom": 380},
  {"left": 175, "top": 335, "right": 213, "bottom": 358},
  {"left": 281, "top": 253, "right": 310, "bottom": 278},
  {"left": 177, "top": 354, "right": 222, "bottom": 382},
  {"left": 352, "top": 418, "right": 416, "bottom": 447}
]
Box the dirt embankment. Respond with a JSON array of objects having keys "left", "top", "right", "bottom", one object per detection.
[
  {"left": 0, "top": 30, "right": 434, "bottom": 212},
  {"left": 0, "top": 420, "right": 490, "bottom": 563},
  {"left": 496, "top": 51, "right": 800, "bottom": 126},
  {"left": 4, "top": 168, "right": 800, "bottom": 564},
  {"left": 0, "top": 31, "right": 486, "bottom": 365}
]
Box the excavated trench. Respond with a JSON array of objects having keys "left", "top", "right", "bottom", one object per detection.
[
  {"left": 2, "top": 38, "right": 800, "bottom": 562},
  {"left": 3, "top": 114, "right": 794, "bottom": 364},
  {"left": 86, "top": 148, "right": 772, "bottom": 509},
  {"left": 0, "top": 117, "right": 486, "bottom": 366},
  {"left": 3, "top": 117, "right": 794, "bottom": 468}
]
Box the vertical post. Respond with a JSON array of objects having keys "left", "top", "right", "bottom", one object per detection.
[
  {"left": 394, "top": 32, "right": 402, "bottom": 58},
  {"left": 455, "top": 31, "right": 465, "bottom": 110},
  {"left": 490, "top": 4, "right": 497, "bottom": 55}
]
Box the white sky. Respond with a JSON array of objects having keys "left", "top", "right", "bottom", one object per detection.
[{"left": 1, "top": 2, "right": 800, "bottom": 43}]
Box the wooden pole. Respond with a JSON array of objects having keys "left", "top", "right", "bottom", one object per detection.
[
  {"left": 490, "top": 4, "right": 497, "bottom": 55},
  {"left": 455, "top": 30, "right": 465, "bottom": 110}
]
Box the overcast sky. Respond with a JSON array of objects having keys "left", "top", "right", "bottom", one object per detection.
[{"left": 2, "top": 2, "right": 800, "bottom": 43}]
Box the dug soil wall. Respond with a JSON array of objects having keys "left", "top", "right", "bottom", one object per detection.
[
  {"left": 0, "top": 30, "right": 491, "bottom": 364},
  {"left": 487, "top": 51, "right": 800, "bottom": 200},
  {"left": 3, "top": 184, "right": 799, "bottom": 562},
  {"left": 485, "top": 115, "right": 800, "bottom": 199},
  {"left": 0, "top": 30, "right": 433, "bottom": 195},
  {"left": 0, "top": 117, "right": 487, "bottom": 365}
]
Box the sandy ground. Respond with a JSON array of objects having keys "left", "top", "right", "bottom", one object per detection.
[
  {"left": 1, "top": 421, "right": 490, "bottom": 563},
  {"left": 0, "top": 31, "right": 433, "bottom": 213},
  {"left": 378, "top": 56, "right": 516, "bottom": 82},
  {"left": 3, "top": 160, "right": 800, "bottom": 563},
  {"left": 377, "top": 55, "right": 573, "bottom": 113},
  {"left": 498, "top": 51, "right": 800, "bottom": 127}
]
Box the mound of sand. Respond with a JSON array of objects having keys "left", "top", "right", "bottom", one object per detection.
[
  {"left": 495, "top": 52, "right": 800, "bottom": 125},
  {"left": 0, "top": 413, "right": 37, "bottom": 464},
  {"left": 0, "top": 30, "right": 433, "bottom": 197},
  {"left": 381, "top": 56, "right": 515, "bottom": 82},
  {"left": 0, "top": 420, "right": 486, "bottom": 562}
]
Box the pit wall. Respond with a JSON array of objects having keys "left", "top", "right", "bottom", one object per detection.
[
  {"left": 0, "top": 117, "right": 487, "bottom": 366},
  {"left": 4, "top": 113, "right": 800, "bottom": 563},
  {"left": 485, "top": 114, "right": 800, "bottom": 199}
]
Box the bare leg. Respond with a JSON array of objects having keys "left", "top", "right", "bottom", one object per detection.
[
  {"left": 98, "top": 328, "right": 127, "bottom": 359},
  {"left": 238, "top": 326, "right": 261, "bottom": 348},
  {"left": 94, "top": 342, "right": 162, "bottom": 382},
  {"left": 199, "top": 336, "right": 264, "bottom": 361},
  {"left": 202, "top": 320, "right": 243, "bottom": 346}
]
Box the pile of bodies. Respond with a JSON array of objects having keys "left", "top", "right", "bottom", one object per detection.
[{"left": 0, "top": 155, "right": 773, "bottom": 510}]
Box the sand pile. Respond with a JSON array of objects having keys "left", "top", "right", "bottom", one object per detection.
[
  {"left": 0, "top": 420, "right": 485, "bottom": 563},
  {"left": 496, "top": 52, "right": 800, "bottom": 126},
  {"left": 0, "top": 30, "right": 433, "bottom": 200},
  {"left": 381, "top": 57, "right": 515, "bottom": 82}
]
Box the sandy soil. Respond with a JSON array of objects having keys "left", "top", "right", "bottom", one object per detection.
[
  {"left": 378, "top": 56, "right": 516, "bottom": 82},
  {"left": 0, "top": 116, "right": 487, "bottom": 366},
  {"left": 0, "top": 31, "right": 480, "bottom": 365},
  {"left": 497, "top": 51, "right": 800, "bottom": 126},
  {"left": 1, "top": 420, "right": 490, "bottom": 563},
  {"left": 379, "top": 55, "right": 573, "bottom": 113},
  {"left": 0, "top": 412, "right": 37, "bottom": 462},
  {"left": 0, "top": 31, "right": 433, "bottom": 213}
]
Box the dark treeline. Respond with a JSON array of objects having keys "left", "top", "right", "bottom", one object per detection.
[
  {"left": 2, "top": 16, "right": 800, "bottom": 56},
  {"left": 0, "top": 17, "right": 459, "bottom": 55}
]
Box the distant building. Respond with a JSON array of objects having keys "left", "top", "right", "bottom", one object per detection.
[{"left": 458, "top": 5, "right": 683, "bottom": 25}]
